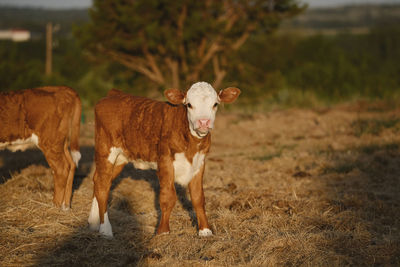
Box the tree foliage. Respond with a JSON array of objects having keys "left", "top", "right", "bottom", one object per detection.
[
  {"left": 229, "top": 25, "right": 400, "bottom": 102},
  {"left": 76, "top": 0, "right": 305, "bottom": 89}
]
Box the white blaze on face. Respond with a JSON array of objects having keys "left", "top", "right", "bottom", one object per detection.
[{"left": 185, "top": 82, "right": 219, "bottom": 138}]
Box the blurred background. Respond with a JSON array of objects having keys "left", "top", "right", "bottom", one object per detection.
[{"left": 0, "top": 0, "right": 399, "bottom": 109}]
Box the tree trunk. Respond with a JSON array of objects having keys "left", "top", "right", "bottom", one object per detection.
[{"left": 212, "top": 56, "right": 226, "bottom": 89}]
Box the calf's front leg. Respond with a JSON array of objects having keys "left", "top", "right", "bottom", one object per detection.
[
  {"left": 157, "top": 156, "right": 177, "bottom": 235},
  {"left": 188, "top": 164, "right": 212, "bottom": 237}
]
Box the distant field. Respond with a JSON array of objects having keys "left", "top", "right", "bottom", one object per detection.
[
  {"left": 0, "top": 102, "right": 399, "bottom": 266},
  {"left": 282, "top": 4, "right": 400, "bottom": 31}
]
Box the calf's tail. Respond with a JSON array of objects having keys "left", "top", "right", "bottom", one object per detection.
[{"left": 70, "top": 96, "right": 82, "bottom": 167}]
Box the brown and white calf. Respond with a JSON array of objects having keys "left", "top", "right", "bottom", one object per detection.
[
  {"left": 88, "top": 82, "right": 240, "bottom": 238},
  {"left": 0, "top": 86, "right": 81, "bottom": 209}
]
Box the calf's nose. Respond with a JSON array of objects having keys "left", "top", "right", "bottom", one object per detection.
[{"left": 198, "top": 119, "right": 211, "bottom": 129}]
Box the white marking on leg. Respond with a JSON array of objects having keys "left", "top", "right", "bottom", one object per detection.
[
  {"left": 61, "top": 201, "right": 70, "bottom": 211},
  {"left": 31, "top": 133, "right": 39, "bottom": 146},
  {"left": 107, "top": 147, "right": 128, "bottom": 166},
  {"left": 88, "top": 197, "right": 100, "bottom": 231},
  {"left": 99, "top": 212, "right": 113, "bottom": 238},
  {"left": 158, "top": 231, "right": 170, "bottom": 236},
  {"left": 199, "top": 228, "right": 213, "bottom": 237},
  {"left": 71, "top": 150, "right": 81, "bottom": 167}
]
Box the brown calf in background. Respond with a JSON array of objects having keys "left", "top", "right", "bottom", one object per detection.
[{"left": 0, "top": 86, "right": 81, "bottom": 209}]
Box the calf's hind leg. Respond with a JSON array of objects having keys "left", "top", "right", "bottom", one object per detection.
[
  {"left": 88, "top": 157, "right": 125, "bottom": 238},
  {"left": 42, "top": 144, "right": 71, "bottom": 208}
]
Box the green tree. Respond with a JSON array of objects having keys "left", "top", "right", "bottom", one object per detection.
[
  {"left": 0, "top": 41, "right": 44, "bottom": 91},
  {"left": 76, "top": 0, "right": 305, "bottom": 90}
]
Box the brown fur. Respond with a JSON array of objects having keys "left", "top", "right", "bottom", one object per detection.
[
  {"left": 93, "top": 89, "right": 212, "bottom": 234},
  {"left": 0, "top": 86, "right": 81, "bottom": 208}
]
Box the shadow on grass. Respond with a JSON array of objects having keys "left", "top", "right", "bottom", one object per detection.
[
  {"left": 316, "top": 142, "right": 400, "bottom": 264},
  {"left": 0, "top": 146, "right": 94, "bottom": 187},
  {"left": 110, "top": 163, "right": 197, "bottom": 234},
  {"left": 30, "top": 148, "right": 194, "bottom": 266},
  {"left": 35, "top": 218, "right": 147, "bottom": 266},
  {"left": 1, "top": 145, "right": 197, "bottom": 265},
  {"left": 0, "top": 148, "right": 48, "bottom": 183},
  {"left": 0, "top": 145, "right": 197, "bottom": 231}
]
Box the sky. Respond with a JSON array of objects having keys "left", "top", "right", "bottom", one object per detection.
[
  {"left": 0, "top": 0, "right": 92, "bottom": 9},
  {"left": 0, "top": 0, "right": 399, "bottom": 9}
]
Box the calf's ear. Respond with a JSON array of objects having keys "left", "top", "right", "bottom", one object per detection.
[
  {"left": 218, "top": 87, "right": 241, "bottom": 103},
  {"left": 164, "top": 89, "right": 185, "bottom": 105}
]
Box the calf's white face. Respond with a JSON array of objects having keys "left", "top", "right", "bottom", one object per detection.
[
  {"left": 185, "top": 82, "right": 219, "bottom": 137},
  {"left": 164, "top": 81, "right": 241, "bottom": 138}
]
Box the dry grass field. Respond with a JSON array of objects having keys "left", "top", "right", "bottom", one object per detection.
[{"left": 1, "top": 101, "right": 399, "bottom": 266}]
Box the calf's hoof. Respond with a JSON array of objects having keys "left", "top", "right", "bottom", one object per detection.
[
  {"left": 199, "top": 228, "right": 213, "bottom": 237},
  {"left": 156, "top": 231, "right": 170, "bottom": 236},
  {"left": 156, "top": 225, "right": 170, "bottom": 235},
  {"left": 61, "top": 202, "right": 70, "bottom": 211},
  {"left": 88, "top": 221, "right": 100, "bottom": 232},
  {"left": 99, "top": 222, "right": 114, "bottom": 239}
]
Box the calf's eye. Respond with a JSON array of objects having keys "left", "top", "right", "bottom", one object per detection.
[
  {"left": 187, "top": 103, "right": 193, "bottom": 109},
  {"left": 213, "top": 103, "right": 219, "bottom": 108}
]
